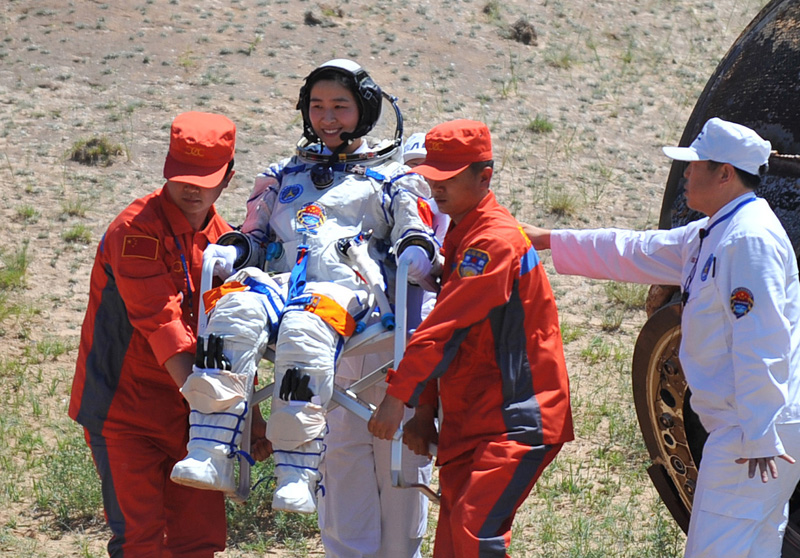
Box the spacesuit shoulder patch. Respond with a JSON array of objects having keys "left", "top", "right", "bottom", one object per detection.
[
  {"left": 730, "top": 287, "right": 754, "bottom": 319},
  {"left": 279, "top": 184, "right": 303, "bottom": 204},
  {"left": 458, "top": 247, "right": 490, "bottom": 278},
  {"left": 417, "top": 198, "right": 434, "bottom": 228}
]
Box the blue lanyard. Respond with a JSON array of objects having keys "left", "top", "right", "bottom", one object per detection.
[
  {"left": 173, "top": 235, "right": 194, "bottom": 316},
  {"left": 681, "top": 196, "right": 756, "bottom": 306},
  {"left": 704, "top": 196, "right": 757, "bottom": 236}
]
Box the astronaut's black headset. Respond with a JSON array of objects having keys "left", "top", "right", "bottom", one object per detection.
[{"left": 296, "top": 59, "right": 403, "bottom": 185}]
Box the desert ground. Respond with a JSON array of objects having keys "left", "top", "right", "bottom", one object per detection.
[{"left": 0, "top": 0, "right": 770, "bottom": 556}]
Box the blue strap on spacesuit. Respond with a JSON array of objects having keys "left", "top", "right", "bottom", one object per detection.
[
  {"left": 282, "top": 164, "right": 308, "bottom": 175},
  {"left": 285, "top": 244, "right": 311, "bottom": 310},
  {"left": 188, "top": 402, "right": 256, "bottom": 466},
  {"left": 358, "top": 167, "right": 387, "bottom": 182},
  {"left": 272, "top": 432, "right": 328, "bottom": 497},
  {"left": 241, "top": 276, "right": 285, "bottom": 341}
]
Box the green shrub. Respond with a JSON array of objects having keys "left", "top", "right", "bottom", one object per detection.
[
  {"left": 0, "top": 241, "right": 29, "bottom": 290},
  {"left": 62, "top": 224, "right": 93, "bottom": 244},
  {"left": 68, "top": 136, "right": 124, "bottom": 166},
  {"left": 527, "top": 115, "right": 554, "bottom": 134}
]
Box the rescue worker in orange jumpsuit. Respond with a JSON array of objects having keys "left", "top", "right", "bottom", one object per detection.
[
  {"left": 69, "top": 112, "right": 266, "bottom": 557},
  {"left": 369, "top": 119, "right": 574, "bottom": 558}
]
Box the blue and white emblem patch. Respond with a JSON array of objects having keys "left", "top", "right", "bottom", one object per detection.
[
  {"left": 730, "top": 287, "right": 754, "bottom": 319},
  {"left": 279, "top": 184, "right": 303, "bottom": 204},
  {"left": 458, "top": 248, "right": 490, "bottom": 277},
  {"left": 700, "top": 254, "right": 714, "bottom": 281}
]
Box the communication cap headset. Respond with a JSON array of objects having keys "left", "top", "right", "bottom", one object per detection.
[{"left": 296, "top": 59, "right": 383, "bottom": 144}]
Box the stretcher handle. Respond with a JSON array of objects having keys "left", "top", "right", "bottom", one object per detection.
[
  {"left": 233, "top": 255, "right": 441, "bottom": 503},
  {"left": 340, "top": 232, "right": 395, "bottom": 329},
  {"left": 394, "top": 256, "right": 409, "bottom": 366},
  {"left": 199, "top": 254, "right": 225, "bottom": 336},
  {"left": 392, "top": 258, "right": 440, "bottom": 501},
  {"left": 197, "top": 254, "right": 254, "bottom": 503},
  {"left": 391, "top": 427, "right": 440, "bottom": 503}
]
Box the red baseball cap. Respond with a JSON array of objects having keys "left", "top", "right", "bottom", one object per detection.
[
  {"left": 163, "top": 111, "right": 236, "bottom": 188},
  {"left": 412, "top": 120, "right": 493, "bottom": 181}
]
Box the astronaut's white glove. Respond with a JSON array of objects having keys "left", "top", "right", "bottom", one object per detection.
[
  {"left": 397, "top": 245, "right": 433, "bottom": 286},
  {"left": 204, "top": 244, "right": 238, "bottom": 279}
]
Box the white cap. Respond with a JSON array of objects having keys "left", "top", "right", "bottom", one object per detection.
[
  {"left": 662, "top": 117, "right": 771, "bottom": 175},
  {"left": 403, "top": 132, "right": 427, "bottom": 163}
]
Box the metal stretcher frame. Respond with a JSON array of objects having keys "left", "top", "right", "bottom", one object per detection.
[{"left": 198, "top": 256, "right": 440, "bottom": 505}]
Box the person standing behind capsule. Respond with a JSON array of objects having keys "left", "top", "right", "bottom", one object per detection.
[
  {"left": 404, "top": 131, "right": 449, "bottom": 305},
  {"left": 403, "top": 132, "right": 428, "bottom": 168},
  {"left": 522, "top": 118, "right": 800, "bottom": 558}
]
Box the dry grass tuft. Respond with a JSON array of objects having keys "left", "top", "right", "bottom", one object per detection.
[{"left": 68, "top": 137, "right": 125, "bottom": 167}]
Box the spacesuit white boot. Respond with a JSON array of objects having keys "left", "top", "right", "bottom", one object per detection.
[
  {"left": 271, "top": 432, "right": 326, "bottom": 514},
  {"left": 173, "top": 399, "right": 248, "bottom": 493},
  {"left": 267, "top": 304, "right": 341, "bottom": 513},
  {"left": 171, "top": 268, "right": 281, "bottom": 493}
]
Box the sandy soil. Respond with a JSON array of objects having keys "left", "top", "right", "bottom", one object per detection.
[{"left": 0, "top": 0, "right": 768, "bottom": 555}]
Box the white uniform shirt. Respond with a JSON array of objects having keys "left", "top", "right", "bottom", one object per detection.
[{"left": 551, "top": 194, "right": 800, "bottom": 458}]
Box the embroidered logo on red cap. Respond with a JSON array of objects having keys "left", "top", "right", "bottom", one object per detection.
[{"left": 163, "top": 111, "right": 236, "bottom": 188}]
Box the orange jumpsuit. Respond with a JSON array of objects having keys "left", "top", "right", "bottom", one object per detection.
[
  {"left": 386, "top": 191, "right": 573, "bottom": 558},
  {"left": 69, "top": 187, "right": 230, "bottom": 557}
]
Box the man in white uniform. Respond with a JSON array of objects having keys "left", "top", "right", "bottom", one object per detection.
[
  {"left": 170, "top": 60, "right": 440, "bottom": 520},
  {"left": 524, "top": 118, "right": 800, "bottom": 558}
]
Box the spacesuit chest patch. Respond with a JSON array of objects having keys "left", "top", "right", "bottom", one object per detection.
[
  {"left": 458, "top": 247, "right": 490, "bottom": 277},
  {"left": 296, "top": 202, "right": 327, "bottom": 235},
  {"left": 279, "top": 184, "right": 303, "bottom": 203},
  {"left": 730, "top": 287, "right": 754, "bottom": 319}
]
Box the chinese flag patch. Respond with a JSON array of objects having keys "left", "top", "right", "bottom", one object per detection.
[
  {"left": 417, "top": 198, "right": 434, "bottom": 228},
  {"left": 122, "top": 235, "right": 159, "bottom": 260}
]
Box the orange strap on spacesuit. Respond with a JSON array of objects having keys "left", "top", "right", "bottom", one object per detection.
[
  {"left": 302, "top": 293, "right": 357, "bottom": 337},
  {"left": 204, "top": 280, "right": 356, "bottom": 336},
  {"left": 202, "top": 281, "right": 248, "bottom": 314}
]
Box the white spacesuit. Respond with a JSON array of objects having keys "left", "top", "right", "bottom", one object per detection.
[{"left": 171, "top": 60, "right": 439, "bottom": 517}]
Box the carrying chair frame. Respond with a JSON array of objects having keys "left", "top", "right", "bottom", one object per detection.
[{"left": 198, "top": 256, "right": 439, "bottom": 504}]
